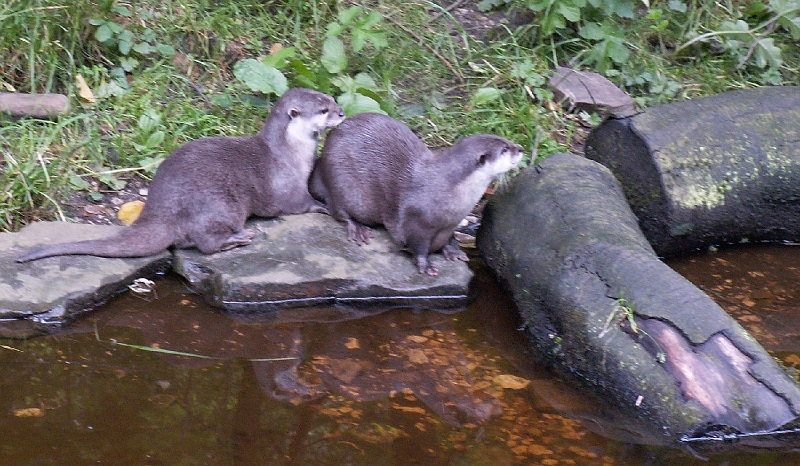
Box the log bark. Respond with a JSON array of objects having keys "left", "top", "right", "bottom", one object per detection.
[
  {"left": 584, "top": 86, "right": 800, "bottom": 257},
  {"left": 477, "top": 153, "right": 800, "bottom": 450}
]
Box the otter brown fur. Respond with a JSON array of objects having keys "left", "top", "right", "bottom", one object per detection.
[
  {"left": 17, "top": 87, "right": 345, "bottom": 262},
  {"left": 310, "top": 112, "right": 523, "bottom": 275}
]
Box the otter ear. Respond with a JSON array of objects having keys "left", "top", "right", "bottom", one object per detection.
[
  {"left": 477, "top": 153, "right": 489, "bottom": 166},
  {"left": 288, "top": 108, "right": 300, "bottom": 119}
]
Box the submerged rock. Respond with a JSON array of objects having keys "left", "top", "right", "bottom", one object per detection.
[
  {"left": 477, "top": 153, "right": 800, "bottom": 450},
  {"left": 0, "top": 214, "right": 472, "bottom": 331},
  {"left": 585, "top": 86, "right": 800, "bottom": 257},
  {"left": 0, "top": 222, "right": 170, "bottom": 331},
  {"left": 173, "top": 213, "right": 472, "bottom": 311}
]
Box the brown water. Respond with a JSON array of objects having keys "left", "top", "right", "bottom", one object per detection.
[{"left": 2, "top": 247, "right": 800, "bottom": 465}]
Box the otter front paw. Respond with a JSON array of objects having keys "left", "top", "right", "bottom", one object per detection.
[
  {"left": 414, "top": 254, "right": 439, "bottom": 276},
  {"left": 442, "top": 243, "right": 469, "bottom": 262},
  {"left": 346, "top": 220, "right": 373, "bottom": 245},
  {"left": 220, "top": 229, "right": 256, "bottom": 251}
]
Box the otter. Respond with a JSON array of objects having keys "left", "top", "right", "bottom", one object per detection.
[
  {"left": 17, "top": 87, "right": 345, "bottom": 263},
  {"left": 309, "top": 112, "right": 523, "bottom": 276}
]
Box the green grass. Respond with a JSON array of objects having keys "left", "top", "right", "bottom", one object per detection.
[{"left": 1, "top": 0, "right": 798, "bottom": 231}]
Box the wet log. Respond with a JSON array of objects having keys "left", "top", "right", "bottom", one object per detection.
[
  {"left": 477, "top": 153, "right": 800, "bottom": 450},
  {"left": 584, "top": 86, "right": 800, "bottom": 257},
  {"left": 0, "top": 92, "right": 70, "bottom": 119}
]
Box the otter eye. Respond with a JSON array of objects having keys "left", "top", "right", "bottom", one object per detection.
[{"left": 320, "top": 108, "right": 329, "bottom": 114}]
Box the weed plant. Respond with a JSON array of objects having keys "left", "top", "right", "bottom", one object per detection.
[{"left": 1, "top": 0, "right": 798, "bottom": 231}]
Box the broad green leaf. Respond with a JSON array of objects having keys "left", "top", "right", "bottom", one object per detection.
[
  {"left": 580, "top": 22, "right": 606, "bottom": 40},
  {"left": 338, "top": 5, "right": 363, "bottom": 26},
  {"left": 337, "top": 92, "right": 386, "bottom": 115},
  {"left": 527, "top": 0, "right": 551, "bottom": 12},
  {"left": 557, "top": 3, "right": 582, "bottom": 22},
  {"left": 261, "top": 46, "right": 295, "bottom": 69},
  {"left": 118, "top": 39, "right": 133, "bottom": 55},
  {"left": 156, "top": 44, "right": 176, "bottom": 56},
  {"left": 471, "top": 87, "right": 503, "bottom": 106},
  {"left": 133, "top": 42, "right": 155, "bottom": 55},
  {"left": 604, "top": 0, "right": 634, "bottom": 18},
  {"left": 321, "top": 36, "right": 347, "bottom": 74},
  {"left": 146, "top": 130, "right": 165, "bottom": 148},
  {"left": 69, "top": 175, "right": 92, "bottom": 191},
  {"left": 357, "top": 10, "right": 383, "bottom": 31},
  {"left": 288, "top": 59, "right": 320, "bottom": 90},
  {"left": 331, "top": 75, "right": 356, "bottom": 93},
  {"left": 119, "top": 56, "right": 139, "bottom": 72},
  {"left": 607, "top": 38, "right": 630, "bottom": 64},
  {"left": 540, "top": 12, "right": 566, "bottom": 36},
  {"left": 668, "top": 0, "right": 687, "bottom": 12},
  {"left": 778, "top": 15, "right": 800, "bottom": 40},
  {"left": 141, "top": 28, "right": 156, "bottom": 43},
  {"left": 233, "top": 59, "right": 288, "bottom": 96},
  {"left": 352, "top": 29, "right": 388, "bottom": 52},
  {"left": 753, "top": 38, "right": 782, "bottom": 68},
  {"left": 326, "top": 21, "right": 346, "bottom": 37},
  {"left": 95, "top": 23, "right": 113, "bottom": 42},
  {"left": 137, "top": 109, "right": 161, "bottom": 132},
  {"left": 111, "top": 5, "right": 131, "bottom": 16},
  {"left": 98, "top": 173, "right": 127, "bottom": 191},
  {"left": 353, "top": 72, "right": 379, "bottom": 90},
  {"left": 477, "top": 0, "right": 510, "bottom": 11}
]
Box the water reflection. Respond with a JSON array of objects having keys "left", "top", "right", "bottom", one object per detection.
[{"left": 1, "top": 250, "right": 800, "bottom": 464}]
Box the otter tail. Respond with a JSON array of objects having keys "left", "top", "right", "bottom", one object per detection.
[{"left": 16, "top": 221, "right": 174, "bottom": 263}]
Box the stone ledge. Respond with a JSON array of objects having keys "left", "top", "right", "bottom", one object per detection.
[
  {"left": 1, "top": 214, "right": 472, "bottom": 330},
  {"left": 174, "top": 214, "right": 473, "bottom": 311}
]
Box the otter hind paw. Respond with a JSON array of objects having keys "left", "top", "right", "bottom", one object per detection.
[
  {"left": 346, "top": 220, "right": 373, "bottom": 245},
  {"left": 442, "top": 243, "right": 469, "bottom": 262}
]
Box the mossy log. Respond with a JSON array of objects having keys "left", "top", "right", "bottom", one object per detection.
[
  {"left": 477, "top": 153, "right": 800, "bottom": 450},
  {"left": 585, "top": 86, "right": 800, "bottom": 257}
]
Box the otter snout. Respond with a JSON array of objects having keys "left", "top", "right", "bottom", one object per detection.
[{"left": 328, "top": 105, "right": 346, "bottom": 128}]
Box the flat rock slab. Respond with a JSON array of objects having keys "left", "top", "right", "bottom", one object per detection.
[
  {"left": 0, "top": 215, "right": 471, "bottom": 330},
  {"left": 0, "top": 222, "right": 171, "bottom": 329},
  {"left": 549, "top": 66, "right": 636, "bottom": 117},
  {"left": 173, "top": 213, "right": 472, "bottom": 311}
]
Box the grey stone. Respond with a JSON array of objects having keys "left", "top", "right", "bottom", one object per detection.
[
  {"left": 0, "top": 222, "right": 170, "bottom": 328},
  {"left": 173, "top": 213, "right": 472, "bottom": 311},
  {"left": 549, "top": 66, "right": 636, "bottom": 117},
  {"left": 585, "top": 86, "right": 800, "bottom": 256},
  {"left": 0, "top": 92, "right": 70, "bottom": 119},
  {"left": 478, "top": 153, "right": 800, "bottom": 450},
  {"left": 0, "top": 215, "right": 472, "bottom": 329}
]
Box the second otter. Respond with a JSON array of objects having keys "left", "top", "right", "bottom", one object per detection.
[
  {"left": 310, "top": 112, "right": 523, "bottom": 276},
  {"left": 17, "top": 87, "right": 345, "bottom": 262}
]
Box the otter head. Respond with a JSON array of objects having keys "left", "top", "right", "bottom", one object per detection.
[
  {"left": 277, "top": 88, "right": 345, "bottom": 144},
  {"left": 456, "top": 134, "right": 523, "bottom": 180}
]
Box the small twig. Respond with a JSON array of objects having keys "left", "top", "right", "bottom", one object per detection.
[
  {"left": 177, "top": 75, "right": 214, "bottom": 109},
  {"left": 384, "top": 14, "right": 464, "bottom": 83},
  {"left": 734, "top": 21, "right": 777, "bottom": 71},
  {"left": 430, "top": 0, "right": 467, "bottom": 22},
  {"left": 347, "top": 0, "right": 464, "bottom": 83},
  {"left": 530, "top": 129, "right": 543, "bottom": 163}
]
